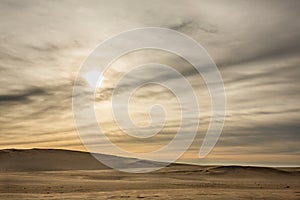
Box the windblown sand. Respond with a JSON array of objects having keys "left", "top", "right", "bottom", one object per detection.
[{"left": 0, "top": 149, "right": 299, "bottom": 200}]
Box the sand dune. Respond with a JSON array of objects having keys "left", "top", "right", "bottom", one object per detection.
[
  {"left": 0, "top": 149, "right": 107, "bottom": 171},
  {"left": 0, "top": 149, "right": 299, "bottom": 199},
  {"left": 0, "top": 149, "right": 163, "bottom": 172}
]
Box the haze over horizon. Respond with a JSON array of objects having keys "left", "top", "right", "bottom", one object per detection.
[{"left": 1, "top": 0, "right": 300, "bottom": 167}]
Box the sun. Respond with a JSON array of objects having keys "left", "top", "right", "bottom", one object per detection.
[{"left": 82, "top": 69, "right": 104, "bottom": 88}]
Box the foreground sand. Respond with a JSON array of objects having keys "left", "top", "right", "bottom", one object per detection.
[
  {"left": 0, "top": 149, "right": 299, "bottom": 199},
  {"left": 1, "top": 166, "right": 300, "bottom": 200}
]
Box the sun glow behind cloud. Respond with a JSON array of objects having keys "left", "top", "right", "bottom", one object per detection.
[{"left": 82, "top": 70, "right": 104, "bottom": 88}]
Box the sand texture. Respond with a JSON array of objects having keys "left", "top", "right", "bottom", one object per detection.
[{"left": 0, "top": 149, "right": 299, "bottom": 200}]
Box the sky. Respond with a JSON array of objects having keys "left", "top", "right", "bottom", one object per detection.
[{"left": 0, "top": 0, "right": 300, "bottom": 166}]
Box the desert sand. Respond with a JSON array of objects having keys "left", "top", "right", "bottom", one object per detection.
[{"left": 0, "top": 149, "right": 299, "bottom": 200}]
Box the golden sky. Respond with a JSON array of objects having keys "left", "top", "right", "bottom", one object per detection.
[{"left": 0, "top": 0, "right": 299, "bottom": 166}]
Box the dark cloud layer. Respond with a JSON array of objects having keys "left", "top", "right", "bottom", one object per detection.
[{"left": 0, "top": 88, "right": 47, "bottom": 103}]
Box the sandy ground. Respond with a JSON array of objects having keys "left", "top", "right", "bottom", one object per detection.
[
  {"left": 1, "top": 166, "right": 300, "bottom": 200},
  {"left": 0, "top": 149, "right": 299, "bottom": 199}
]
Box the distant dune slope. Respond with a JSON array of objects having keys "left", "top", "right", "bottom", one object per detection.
[
  {"left": 0, "top": 149, "right": 163, "bottom": 172},
  {"left": 0, "top": 149, "right": 109, "bottom": 171},
  {"left": 0, "top": 149, "right": 299, "bottom": 175}
]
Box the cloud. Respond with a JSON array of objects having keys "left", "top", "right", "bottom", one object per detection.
[
  {"left": 0, "top": 88, "right": 47, "bottom": 103},
  {"left": 0, "top": 0, "right": 299, "bottom": 165}
]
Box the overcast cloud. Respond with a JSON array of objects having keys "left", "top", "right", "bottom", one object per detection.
[{"left": 0, "top": 0, "right": 299, "bottom": 166}]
